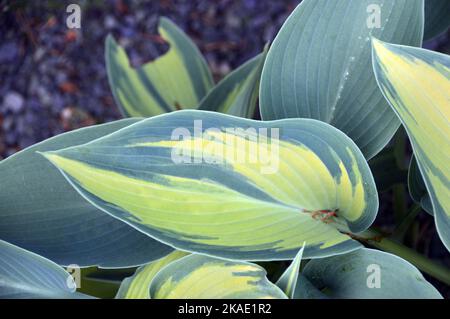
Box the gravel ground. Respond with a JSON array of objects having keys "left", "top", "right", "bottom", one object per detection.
[
  {"left": 0, "top": 0, "right": 449, "bottom": 296},
  {"left": 0, "top": 0, "right": 300, "bottom": 157}
]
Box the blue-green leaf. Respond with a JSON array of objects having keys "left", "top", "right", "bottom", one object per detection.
[
  {"left": 42, "top": 110, "right": 378, "bottom": 261},
  {"left": 0, "top": 240, "right": 92, "bottom": 299},
  {"left": 106, "top": 17, "right": 214, "bottom": 117},
  {"left": 296, "top": 248, "right": 442, "bottom": 299},
  {"left": 0, "top": 120, "right": 172, "bottom": 268},
  {"left": 260, "top": 0, "right": 424, "bottom": 159}
]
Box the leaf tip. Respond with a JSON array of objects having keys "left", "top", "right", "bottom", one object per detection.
[
  {"left": 371, "top": 38, "right": 399, "bottom": 63},
  {"left": 38, "top": 151, "right": 65, "bottom": 169},
  {"left": 105, "top": 33, "right": 117, "bottom": 47},
  {"left": 371, "top": 37, "right": 386, "bottom": 55},
  {"left": 158, "top": 16, "right": 175, "bottom": 34}
]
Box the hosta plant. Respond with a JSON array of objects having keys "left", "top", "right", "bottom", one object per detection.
[{"left": 1, "top": 0, "right": 449, "bottom": 299}]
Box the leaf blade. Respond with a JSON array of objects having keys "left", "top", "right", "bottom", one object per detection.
[
  {"left": 149, "top": 254, "right": 287, "bottom": 299},
  {"left": 372, "top": 38, "right": 450, "bottom": 251},
  {"left": 106, "top": 17, "right": 213, "bottom": 117},
  {"left": 199, "top": 51, "right": 267, "bottom": 118},
  {"left": 0, "top": 240, "right": 92, "bottom": 299},
  {"left": 260, "top": 0, "right": 424, "bottom": 159},
  {"left": 116, "top": 250, "right": 188, "bottom": 299},
  {"left": 43, "top": 110, "right": 378, "bottom": 261},
  {"left": 0, "top": 120, "right": 173, "bottom": 268},
  {"left": 297, "top": 248, "right": 442, "bottom": 299},
  {"left": 275, "top": 243, "right": 305, "bottom": 298}
]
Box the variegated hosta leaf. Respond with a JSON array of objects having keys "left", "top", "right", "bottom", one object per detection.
[
  {"left": 408, "top": 156, "right": 433, "bottom": 215},
  {"left": 275, "top": 244, "right": 305, "bottom": 298},
  {"left": 42, "top": 110, "right": 378, "bottom": 261},
  {"left": 372, "top": 39, "right": 450, "bottom": 251},
  {"left": 0, "top": 119, "right": 172, "bottom": 268},
  {"left": 0, "top": 240, "right": 92, "bottom": 299},
  {"left": 296, "top": 248, "right": 442, "bottom": 299},
  {"left": 116, "top": 251, "right": 188, "bottom": 299},
  {"left": 149, "top": 254, "right": 287, "bottom": 299},
  {"left": 199, "top": 51, "right": 267, "bottom": 118},
  {"left": 260, "top": 0, "right": 424, "bottom": 159},
  {"left": 424, "top": 0, "right": 450, "bottom": 40},
  {"left": 106, "top": 17, "right": 213, "bottom": 117}
]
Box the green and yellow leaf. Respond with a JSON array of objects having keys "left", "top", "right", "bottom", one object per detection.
[
  {"left": 275, "top": 243, "right": 305, "bottom": 298},
  {"left": 106, "top": 17, "right": 213, "bottom": 117},
  {"left": 199, "top": 51, "right": 267, "bottom": 118},
  {"left": 149, "top": 254, "right": 287, "bottom": 299},
  {"left": 0, "top": 119, "right": 172, "bottom": 268},
  {"left": 116, "top": 251, "right": 188, "bottom": 299},
  {"left": 372, "top": 39, "right": 450, "bottom": 251},
  {"left": 42, "top": 110, "right": 378, "bottom": 261}
]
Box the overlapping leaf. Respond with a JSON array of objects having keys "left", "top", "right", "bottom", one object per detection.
[
  {"left": 199, "top": 51, "right": 267, "bottom": 118},
  {"left": 372, "top": 39, "right": 450, "bottom": 251},
  {"left": 106, "top": 17, "right": 213, "bottom": 117},
  {"left": 295, "top": 248, "right": 442, "bottom": 299},
  {"left": 0, "top": 120, "right": 172, "bottom": 267},
  {"left": 260, "top": 0, "right": 424, "bottom": 159},
  {"left": 116, "top": 251, "right": 188, "bottom": 299},
  {"left": 43, "top": 110, "right": 378, "bottom": 261},
  {"left": 275, "top": 244, "right": 305, "bottom": 298},
  {"left": 0, "top": 240, "right": 92, "bottom": 299},
  {"left": 149, "top": 254, "right": 287, "bottom": 299}
]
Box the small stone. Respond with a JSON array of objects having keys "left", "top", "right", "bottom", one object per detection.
[
  {"left": 3, "top": 91, "right": 24, "bottom": 113},
  {"left": 104, "top": 15, "right": 117, "bottom": 29}
]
